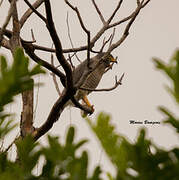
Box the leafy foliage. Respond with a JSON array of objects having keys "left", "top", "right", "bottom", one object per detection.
[
  {"left": 0, "top": 128, "right": 102, "bottom": 180},
  {"left": 0, "top": 48, "right": 45, "bottom": 139},
  {"left": 85, "top": 50, "right": 179, "bottom": 179},
  {"left": 153, "top": 50, "right": 179, "bottom": 133},
  {"left": 0, "top": 49, "right": 179, "bottom": 179},
  {"left": 0, "top": 49, "right": 101, "bottom": 179},
  {"left": 87, "top": 113, "right": 179, "bottom": 179},
  {"left": 153, "top": 50, "right": 179, "bottom": 104},
  {"left": 0, "top": 48, "right": 45, "bottom": 112}
]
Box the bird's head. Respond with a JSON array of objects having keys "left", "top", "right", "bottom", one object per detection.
[{"left": 102, "top": 54, "right": 117, "bottom": 67}]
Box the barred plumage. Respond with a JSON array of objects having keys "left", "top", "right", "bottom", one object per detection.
[{"left": 64, "top": 52, "right": 117, "bottom": 111}]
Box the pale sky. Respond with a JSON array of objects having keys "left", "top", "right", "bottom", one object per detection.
[{"left": 0, "top": 0, "right": 179, "bottom": 177}]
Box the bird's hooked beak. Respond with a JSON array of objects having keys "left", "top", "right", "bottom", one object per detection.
[{"left": 110, "top": 56, "right": 118, "bottom": 64}]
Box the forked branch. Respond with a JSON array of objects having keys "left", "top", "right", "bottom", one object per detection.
[
  {"left": 0, "top": 0, "right": 151, "bottom": 141},
  {"left": 64, "top": 0, "right": 91, "bottom": 68},
  {"left": 20, "top": 0, "right": 44, "bottom": 28}
]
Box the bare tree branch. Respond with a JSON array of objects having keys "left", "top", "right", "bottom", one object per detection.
[
  {"left": 44, "top": 0, "right": 73, "bottom": 88},
  {"left": 107, "top": 1, "right": 145, "bottom": 53},
  {"left": 99, "top": 32, "right": 114, "bottom": 52},
  {"left": 142, "top": 0, "right": 151, "bottom": 8},
  {"left": 23, "top": 0, "right": 46, "bottom": 23},
  {"left": 8, "top": 0, "right": 35, "bottom": 138},
  {"left": 21, "top": 87, "right": 34, "bottom": 137},
  {"left": 107, "top": 0, "right": 123, "bottom": 24},
  {"left": 108, "top": 28, "right": 116, "bottom": 50},
  {"left": 30, "top": 29, "right": 36, "bottom": 43},
  {"left": 0, "top": 0, "right": 151, "bottom": 141},
  {"left": 34, "top": 90, "right": 69, "bottom": 140},
  {"left": 33, "top": 75, "right": 40, "bottom": 121},
  {"left": 91, "top": 0, "right": 106, "bottom": 25},
  {"left": 108, "top": 13, "right": 134, "bottom": 29},
  {"left": 0, "top": 0, "right": 15, "bottom": 44},
  {"left": 64, "top": 0, "right": 91, "bottom": 68},
  {"left": 22, "top": 41, "right": 67, "bottom": 87},
  {"left": 26, "top": 9, "right": 133, "bottom": 54},
  {"left": 9, "top": 0, "right": 20, "bottom": 52},
  {"left": 51, "top": 52, "right": 61, "bottom": 96},
  {"left": 20, "top": 0, "right": 44, "bottom": 28},
  {"left": 3, "top": 0, "right": 151, "bottom": 57},
  {"left": 32, "top": 0, "right": 80, "bottom": 140},
  {"left": 34, "top": 88, "right": 94, "bottom": 140},
  {"left": 67, "top": 54, "right": 75, "bottom": 69},
  {"left": 0, "top": 27, "right": 67, "bottom": 88},
  {"left": 66, "top": 12, "right": 81, "bottom": 63}
]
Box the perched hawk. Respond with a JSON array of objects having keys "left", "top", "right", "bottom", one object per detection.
[{"left": 65, "top": 52, "right": 117, "bottom": 114}]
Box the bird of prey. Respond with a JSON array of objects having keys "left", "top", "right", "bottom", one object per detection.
[{"left": 65, "top": 52, "right": 117, "bottom": 114}]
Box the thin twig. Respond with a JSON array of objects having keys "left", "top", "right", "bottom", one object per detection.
[
  {"left": 25, "top": 10, "right": 133, "bottom": 54},
  {"left": 51, "top": 50, "right": 61, "bottom": 96},
  {"left": 107, "top": 0, "right": 124, "bottom": 24},
  {"left": 100, "top": 34, "right": 113, "bottom": 52},
  {"left": 31, "top": 29, "right": 36, "bottom": 42},
  {"left": 22, "top": 41, "right": 67, "bottom": 87},
  {"left": 20, "top": 0, "right": 44, "bottom": 28},
  {"left": 108, "top": 28, "right": 116, "bottom": 50},
  {"left": 28, "top": 11, "right": 133, "bottom": 54},
  {"left": 66, "top": 12, "right": 81, "bottom": 63},
  {"left": 142, "top": 0, "right": 151, "bottom": 8},
  {"left": 91, "top": 0, "right": 106, "bottom": 25},
  {"left": 107, "top": 2, "right": 143, "bottom": 54},
  {"left": 79, "top": 73, "right": 124, "bottom": 92},
  {"left": 4, "top": 0, "right": 150, "bottom": 57},
  {"left": 33, "top": 75, "right": 40, "bottom": 120},
  {"left": 68, "top": 54, "right": 75, "bottom": 69},
  {"left": 1, "top": 28, "right": 67, "bottom": 87},
  {"left": 23, "top": 0, "right": 46, "bottom": 23},
  {"left": 64, "top": 0, "right": 91, "bottom": 68},
  {"left": 0, "top": 0, "right": 16, "bottom": 43},
  {"left": 56, "top": 52, "right": 81, "bottom": 69},
  {"left": 108, "top": 13, "right": 134, "bottom": 29}
]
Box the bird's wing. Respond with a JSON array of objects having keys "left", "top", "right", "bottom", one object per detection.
[{"left": 72, "top": 55, "right": 100, "bottom": 85}]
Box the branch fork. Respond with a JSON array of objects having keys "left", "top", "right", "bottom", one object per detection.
[{"left": 0, "top": 0, "right": 151, "bottom": 141}]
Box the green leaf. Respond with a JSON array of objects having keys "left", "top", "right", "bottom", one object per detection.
[
  {"left": 75, "top": 139, "right": 88, "bottom": 149},
  {"left": 16, "top": 135, "right": 40, "bottom": 173},
  {"left": 0, "top": 48, "right": 45, "bottom": 112},
  {"left": 0, "top": 56, "right": 8, "bottom": 77},
  {"left": 159, "top": 106, "right": 179, "bottom": 133},
  {"left": 30, "top": 65, "right": 45, "bottom": 76},
  {"left": 90, "top": 166, "right": 102, "bottom": 180},
  {"left": 66, "top": 126, "right": 75, "bottom": 145}
]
